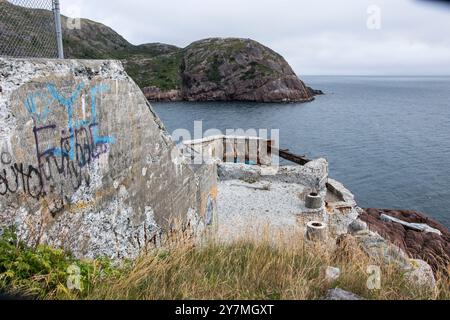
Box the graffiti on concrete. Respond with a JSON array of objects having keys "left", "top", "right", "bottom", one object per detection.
[{"left": 0, "top": 82, "right": 116, "bottom": 215}]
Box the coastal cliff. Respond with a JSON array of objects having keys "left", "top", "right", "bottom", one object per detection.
[
  {"left": 116, "top": 37, "right": 321, "bottom": 103},
  {"left": 176, "top": 38, "right": 317, "bottom": 102}
]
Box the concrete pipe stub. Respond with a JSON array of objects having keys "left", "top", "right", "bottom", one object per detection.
[
  {"left": 306, "top": 221, "right": 328, "bottom": 242},
  {"left": 305, "top": 192, "right": 322, "bottom": 209}
]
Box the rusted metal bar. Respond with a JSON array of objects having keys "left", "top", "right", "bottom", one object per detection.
[
  {"left": 267, "top": 140, "right": 273, "bottom": 157},
  {"left": 276, "top": 148, "right": 311, "bottom": 165},
  {"left": 233, "top": 138, "right": 238, "bottom": 163},
  {"left": 256, "top": 139, "right": 261, "bottom": 165},
  {"left": 222, "top": 137, "right": 227, "bottom": 162},
  {"left": 245, "top": 138, "right": 250, "bottom": 164}
]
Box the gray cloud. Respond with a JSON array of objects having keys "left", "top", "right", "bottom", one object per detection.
[{"left": 60, "top": 0, "right": 450, "bottom": 75}]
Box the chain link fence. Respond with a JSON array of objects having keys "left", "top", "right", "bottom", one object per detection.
[{"left": 0, "top": 0, "right": 63, "bottom": 58}]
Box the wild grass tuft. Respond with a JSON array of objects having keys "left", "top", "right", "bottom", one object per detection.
[{"left": 0, "top": 226, "right": 448, "bottom": 300}]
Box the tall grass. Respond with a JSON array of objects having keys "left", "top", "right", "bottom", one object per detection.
[
  {"left": 1, "top": 225, "right": 448, "bottom": 300},
  {"left": 85, "top": 228, "right": 449, "bottom": 300}
]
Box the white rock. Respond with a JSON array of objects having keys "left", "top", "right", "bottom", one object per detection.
[{"left": 323, "top": 288, "right": 365, "bottom": 300}]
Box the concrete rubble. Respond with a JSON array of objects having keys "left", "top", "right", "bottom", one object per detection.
[
  {"left": 380, "top": 214, "right": 442, "bottom": 235},
  {"left": 213, "top": 158, "right": 360, "bottom": 241}
]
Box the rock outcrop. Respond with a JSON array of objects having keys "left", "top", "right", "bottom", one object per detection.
[
  {"left": 179, "top": 38, "right": 315, "bottom": 102},
  {"left": 360, "top": 208, "right": 450, "bottom": 275},
  {"left": 136, "top": 38, "right": 323, "bottom": 103},
  {"left": 142, "top": 86, "right": 182, "bottom": 102}
]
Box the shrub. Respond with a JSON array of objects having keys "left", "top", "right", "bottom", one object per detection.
[{"left": 0, "top": 227, "right": 119, "bottom": 299}]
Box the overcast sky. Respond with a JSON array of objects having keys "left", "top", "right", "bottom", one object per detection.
[{"left": 59, "top": 0, "right": 450, "bottom": 75}]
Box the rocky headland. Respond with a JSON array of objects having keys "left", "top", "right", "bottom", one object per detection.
[
  {"left": 127, "top": 38, "right": 323, "bottom": 103},
  {"left": 173, "top": 38, "right": 319, "bottom": 103}
]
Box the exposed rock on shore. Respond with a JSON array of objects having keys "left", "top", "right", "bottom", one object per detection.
[
  {"left": 360, "top": 208, "right": 450, "bottom": 275},
  {"left": 142, "top": 86, "right": 182, "bottom": 102}
]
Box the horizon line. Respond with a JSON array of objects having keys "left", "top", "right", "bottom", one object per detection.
[{"left": 298, "top": 74, "right": 450, "bottom": 77}]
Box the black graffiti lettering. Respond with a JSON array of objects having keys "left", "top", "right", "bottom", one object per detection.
[
  {"left": 75, "top": 126, "right": 92, "bottom": 168},
  {"left": 13, "top": 163, "right": 28, "bottom": 195},
  {"left": 1, "top": 84, "right": 115, "bottom": 213},
  {"left": 26, "top": 165, "right": 43, "bottom": 199},
  {"left": 33, "top": 124, "right": 57, "bottom": 171},
  {"left": 61, "top": 134, "right": 72, "bottom": 177},
  {"left": 68, "top": 159, "right": 82, "bottom": 191},
  {"left": 41, "top": 156, "right": 55, "bottom": 182},
  {"left": 1, "top": 152, "right": 12, "bottom": 165},
  {"left": 0, "top": 169, "right": 8, "bottom": 195},
  {"left": 6, "top": 165, "right": 19, "bottom": 194}
]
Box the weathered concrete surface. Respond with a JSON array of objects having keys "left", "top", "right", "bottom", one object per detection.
[
  {"left": 0, "top": 58, "right": 201, "bottom": 259},
  {"left": 217, "top": 178, "right": 305, "bottom": 240},
  {"left": 405, "top": 259, "right": 437, "bottom": 290},
  {"left": 215, "top": 160, "right": 363, "bottom": 241},
  {"left": 218, "top": 159, "right": 329, "bottom": 192},
  {"left": 193, "top": 163, "right": 218, "bottom": 232},
  {"left": 216, "top": 160, "right": 337, "bottom": 241},
  {"left": 325, "top": 178, "right": 360, "bottom": 235},
  {"left": 182, "top": 135, "right": 273, "bottom": 166}
]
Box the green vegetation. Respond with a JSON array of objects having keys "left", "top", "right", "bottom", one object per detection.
[
  {"left": 1, "top": 228, "right": 448, "bottom": 300},
  {"left": 207, "top": 55, "right": 222, "bottom": 83},
  {"left": 63, "top": 38, "right": 184, "bottom": 90},
  {"left": 0, "top": 228, "right": 119, "bottom": 299},
  {"left": 239, "top": 62, "right": 271, "bottom": 81},
  {"left": 124, "top": 51, "right": 183, "bottom": 90}
]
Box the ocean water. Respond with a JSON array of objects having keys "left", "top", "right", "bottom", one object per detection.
[{"left": 153, "top": 76, "right": 450, "bottom": 227}]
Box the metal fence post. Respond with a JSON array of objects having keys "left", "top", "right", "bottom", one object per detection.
[{"left": 52, "top": 0, "right": 64, "bottom": 59}]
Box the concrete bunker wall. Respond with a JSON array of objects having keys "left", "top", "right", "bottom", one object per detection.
[
  {"left": 0, "top": 58, "right": 204, "bottom": 259},
  {"left": 182, "top": 135, "right": 273, "bottom": 166}
]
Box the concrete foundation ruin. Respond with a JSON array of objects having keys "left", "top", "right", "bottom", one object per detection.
[{"left": 181, "top": 135, "right": 360, "bottom": 240}]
